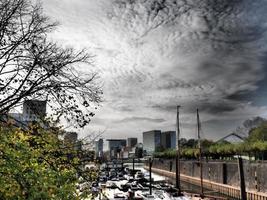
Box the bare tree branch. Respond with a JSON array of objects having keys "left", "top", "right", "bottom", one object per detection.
[{"left": 0, "top": 0, "right": 102, "bottom": 127}]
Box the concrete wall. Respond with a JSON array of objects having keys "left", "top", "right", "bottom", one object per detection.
[{"left": 152, "top": 159, "right": 267, "bottom": 193}]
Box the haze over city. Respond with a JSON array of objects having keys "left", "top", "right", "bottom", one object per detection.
[{"left": 42, "top": 0, "right": 267, "bottom": 142}]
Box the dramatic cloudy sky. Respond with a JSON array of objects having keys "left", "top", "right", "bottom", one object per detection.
[{"left": 42, "top": 0, "right": 267, "bottom": 142}]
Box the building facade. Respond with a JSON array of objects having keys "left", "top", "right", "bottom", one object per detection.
[
  {"left": 64, "top": 132, "right": 78, "bottom": 143},
  {"left": 143, "top": 130, "right": 161, "bottom": 154},
  {"left": 161, "top": 131, "right": 176, "bottom": 149},
  {"left": 107, "top": 139, "right": 127, "bottom": 159},
  {"left": 127, "top": 137, "right": 138, "bottom": 148},
  {"left": 63, "top": 131, "right": 82, "bottom": 150},
  {"left": 94, "top": 138, "right": 104, "bottom": 158},
  {"left": 8, "top": 100, "right": 47, "bottom": 127},
  {"left": 23, "top": 100, "right": 46, "bottom": 121}
]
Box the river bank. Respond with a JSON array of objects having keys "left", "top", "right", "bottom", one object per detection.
[{"left": 145, "top": 160, "right": 267, "bottom": 200}]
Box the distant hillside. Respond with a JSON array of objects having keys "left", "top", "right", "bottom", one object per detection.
[{"left": 234, "top": 116, "right": 266, "bottom": 138}]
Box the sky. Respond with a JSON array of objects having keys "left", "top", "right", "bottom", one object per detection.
[{"left": 41, "top": 0, "right": 267, "bottom": 143}]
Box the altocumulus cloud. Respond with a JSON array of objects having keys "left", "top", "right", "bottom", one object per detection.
[
  {"left": 43, "top": 0, "right": 267, "bottom": 140},
  {"left": 117, "top": 117, "right": 166, "bottom": 123}
]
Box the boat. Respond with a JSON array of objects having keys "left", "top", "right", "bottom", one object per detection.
[
  {"left": 114, "top": 192, "right": 127, "bottom": 199},
  {"left": 95, "top": 107, "right": 225, "bottom": 200},
  {"left": 172, "top": 107, "right": 212, "bottom": 199},
  {"left": 106, "top": 181, "right": 119, "bottom": 189},
  {"left": 136, "top": 190, "right": 190, "bottom": 200},
  {"left": 135, "top": 171, "right": 145, "bottom": 179}
]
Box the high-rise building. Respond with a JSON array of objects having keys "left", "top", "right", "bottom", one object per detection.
[
  {"left": 8, "top": 100, "right": 47, "bottom": 127},
  {"left": 161, "top": 131, "right": 176, "bottom": 149},
  {"left": 107, "top": 139, "right": 127, "bottom": 159},
  {"left": 23, "top": 100, "right": 46, "bottom": 121},
  {"left": 62, "top": 131, "right": 82, "bottom": 150},
  {"left": 94, "top": 138, "right": 104, "bottom": 158},
  {"left": 127, "top": 137, "right": 137, "bottom": 148},
  {"left": 143, "top": 130, "right": 161, "bottom": 153},
  {"left": 64, "top": 132, "right": 78, "bottom": 143},
  {"left": 74, "top": 140, "right": 82, "bottom": 151}
]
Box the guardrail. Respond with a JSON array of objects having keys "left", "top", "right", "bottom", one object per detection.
[{"left": 144, "top": 166, "right": 267, "bottom": 200}]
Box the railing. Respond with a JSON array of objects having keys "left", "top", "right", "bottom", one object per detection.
[{"left": 144, "top": 166, "right": 267, "bottom": 200}]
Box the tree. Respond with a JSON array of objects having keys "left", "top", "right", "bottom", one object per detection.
[
  {"left": 247, "top": 122, "right": 267, "bottom": 142},
  {"left": 246, "top": 122, "right": 267, "bottom": 160},
  {"left": 0, "top": 122, "right": 98, "bottom": 199},
  {"left": 0, "top": 0, "right": 102, "bottom": 128},
  {"left": 185, "top": 138, "right": 198, "bottom": 148},
  {"left": 179, "top": 138, "right": 187, "bottom": 148}
]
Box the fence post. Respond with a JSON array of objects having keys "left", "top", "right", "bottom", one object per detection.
[{"left": 238, "top": 157, "right": 247, "bottom": 200}]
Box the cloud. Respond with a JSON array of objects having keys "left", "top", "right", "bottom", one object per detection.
[
  {"left": 117, "top": 117, "right": 166, "bottom": 123},
  {"left": 42, "top": 0, "right": 267, "bottom": 140}
]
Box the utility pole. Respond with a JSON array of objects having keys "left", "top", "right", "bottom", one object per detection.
[
  {"left": 197, "top": 109, "right": 204, "bottom": 198},
  {"left": 176, "top": 105, "right": 181, "bottom": 195}
]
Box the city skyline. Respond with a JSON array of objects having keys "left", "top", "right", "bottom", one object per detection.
[{"left": 42, "top": 0, "right": 267, "bottom": 141}]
